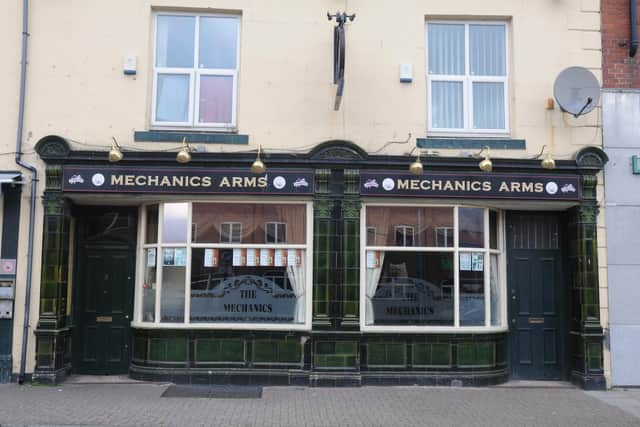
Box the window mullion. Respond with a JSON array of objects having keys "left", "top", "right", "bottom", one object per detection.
[
  {"left": 464, "top": 23, "right": 471, "bottom": 132},
  {"left": 155, "top": 206, "right": 164, "bottom": 324},
  {"left": 184, "top": 202, "right": 192, "bottom": 325},
  {"left": 192, "top": 16, "right": 200, "bottom": 127},
  {"left": 484, "top": 209, "right": 490, "bottom": 327},
  {"left": 453, "top": 206, "right": 460, "bottom": 328}
]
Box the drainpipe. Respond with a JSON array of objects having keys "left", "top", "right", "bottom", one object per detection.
[
  {"left": 631, "top": 0, "right": 638, "bottom": 57},
  {"left": 16, "top": 0, "right": 38, "bottom": 385}
]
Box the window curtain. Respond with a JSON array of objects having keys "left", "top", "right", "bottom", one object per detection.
[
  {"left": 365, "top": 251, "right": 385, "bottom": 325},
  {"left": 156, "top": 75, "right": 190, "bottom": 122},
  {"left": 287, "top": 262, "right": 305, "bottom": 323}
]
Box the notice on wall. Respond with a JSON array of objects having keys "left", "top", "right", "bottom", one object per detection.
[
  {"left": 246, "top": 248, "right": 258, "bottom": 267},
  {"left": 260, "top": 249, "right": 274, "bottom": 267},
  {"left": 233, "top": 248, "right": 246, "bottom": 266},
  {"left": 147, "top": 248, "right": 156, "bottom": 267},
  {"left": 460, "top": 253, "right": 472, "bottom": 271},
  {"left": 163, "top": 248, "right": 174, "bottom": 266},
  {"left": 174, "top": 248, "right": 187, "bottom": 267},
  {"left": 203, "top": 248, "right": 218, "bottom": 268},
  {"left": 274, "top": 249, "right": 287, "bottom": 267},
  {"left": 287, "top": 249, "right": 301, "bottom": 266},
  {"left": 366, "top": 251, "right": 381, "bottom": 269},
  {"left": 471, "top": 253, "right": 484, "bottom": 272}
]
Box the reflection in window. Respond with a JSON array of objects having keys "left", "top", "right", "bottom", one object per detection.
[
  {"left": 366, "top": 206, "right": 454, "bottom": 247},
  {"left": 191, "top": 203, "right": 306, "bottom": 244},
  {"left": 459, "top": 253, "right": 485, "bottom": 326},
  {"left": 366, "top": 251, "right": 454, "bottom": 326},
  {"left": 459, "top": 207, "right": 484, "bottom": 248},
  {"left": 265, "top": 222, "right": 287, "bottom": 244},
  {"left": 162, "top": 203, "right": 188, "bottom": 243},
  {"left": 189, "top": 248, "right": 305, "bottom": 323},
  {"left": 139, "top": 202, "right": 309, "bottom": 326},
  {"left": 160, "top": 248, "right": 187, "bottom": 323},
  {"left": 220, "top": 222, "right": 242, "bottom": 243},
  {"left": 364, "top": 205, "right": 503, "bottom": 329},
  {"left": 394, "top": 226, "right": 414, "bottom": 247}
]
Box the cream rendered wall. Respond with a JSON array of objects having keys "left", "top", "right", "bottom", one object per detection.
[{"left": 6, "top": 0, "right": 606, "bottom": 379}]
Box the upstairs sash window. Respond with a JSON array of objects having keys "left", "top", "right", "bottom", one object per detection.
[
  {"left": 153, "top": 14, "right": 239, "bottom": 128},
  {"left": 427, "top": 22, "right": 508, "bottom": 133}
]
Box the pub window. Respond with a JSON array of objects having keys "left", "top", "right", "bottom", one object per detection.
[
  {"left": 363, "top": 205, "right": 504, "bottom": 330},
  {"left": 137, "top": 202, "right": 311, "bottom": 329}
]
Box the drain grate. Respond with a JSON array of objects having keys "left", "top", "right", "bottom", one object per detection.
[{"left": 162, "top": 385, "right": 263, "bottom": 399}]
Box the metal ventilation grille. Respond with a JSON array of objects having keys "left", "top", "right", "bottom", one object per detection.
[{"left": 507, "top": 214, "right": 560, "bottom": 250}]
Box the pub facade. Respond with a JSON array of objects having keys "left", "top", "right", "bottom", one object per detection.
[{"left": 4, "top": 1, "right": 608, "bottom": 389}]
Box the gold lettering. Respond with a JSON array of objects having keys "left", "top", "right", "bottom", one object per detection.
[
  {"left": 232, "top": 177, "right": 243, "bottom": 187},
  {"left": 172, "top": 176, "right": 184, "bottom": 187},
  {"left": 397, "top": 179, "right": 409, "bottom": 190},
  {"left": 420, "top": 180, "right": 430, "bottom": 190},
  {"left": 244, "top": 177, "right": 256, "bottom": 187},
  {"left": 201, "top": 177, "right": 212, "bottom": 187},
  {"left": 135, "top": 176, "right": 146, "bottom": 186},
  {"left": 148, "top": 176, "right": 159, "bottom": 186},
  {"left": 534, "top": 182, "right": 544, "bottom": 193},
  {"left": 499, "top": 182, "right": 510, "bottom": 192},
  {"left": 444, "top": 181, "right": 454, "bottom": 191},
  {"left": 482, "top": 181, "right": 492, "bottom": 191},
  {"left": 189, "top": 176, "right": 201, "bottom": 186},
  {"left": 522, "top": 182, "right": 534, "bottom": 192},
  {"left": 455, "top": 181, "right": 467, "bottom": 191},
  {"left": 511, "top": 182, "right": 521, "bottom": 192},
  {"left": 410, "top": 180, "right": 420, "bottom": 190},
  {"left": 111, "top": 175, "right": 124, "bottom": 186},
  {"left": 258, "top": 177, "right": 267, "bottom": 188},
  {"left": 220, "top": 177, "right": 230, "bottom": 187},
  {"left": 124, "top": 175, "right": 135, "bottom": 186},
  {"left": 431, "top": 180, "right": 442, "bottom": 190},
  {"left": 471, "top": 181, "right": 481, "bottom": 191},
  {"left": 160, "top": 176, "right": 171, "bottom": 186}
]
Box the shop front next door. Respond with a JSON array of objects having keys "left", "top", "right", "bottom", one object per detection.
[
  {"left": 73, "top": 208, "right": 137, "bottom": 375},
  {"left": 507, "top": 213, "right": 567, "bottom": 381}
]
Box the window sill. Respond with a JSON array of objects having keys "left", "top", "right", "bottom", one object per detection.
[
  {"left": 417, "top": 137, "right": 525, "bottom": 150},
  {"left": 134, "top": 130, "right": 249, "bottom": 145},
  {"left": 131, "top": 321, "right": 310, "bottom": 331},
  {"left": 360, "top": 325, "right": 508, "bottom": 334}
]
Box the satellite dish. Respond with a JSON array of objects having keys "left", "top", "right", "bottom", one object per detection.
[{"left": 553, "top": 66, "right": 601, "bottom": 117}]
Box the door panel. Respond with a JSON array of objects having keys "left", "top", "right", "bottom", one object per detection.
[{"left": 507, "top": 213, "right": 566, "bottom": 381}]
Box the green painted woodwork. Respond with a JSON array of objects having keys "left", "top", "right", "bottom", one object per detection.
[
  {"left": 366, "top": 342, "right": 407, "bottom": 367},
  {"left": 196, "top": 339, "right": 245, "bottom": 363},
  {"left": 314, "top": 341, "right": 357, "bottom": 368},
  {"left": 458, "top": 342, "right": 495, "bottom": 367},
  {"left": 252, "top": 339, "right": 301, "bottom": 365},
  {"left": 149, "top": 338, "right": 188, "bottom": 362},
  {"left": 412, "top": 343, "right": 451, "bottom": 367},
  {"left": 566, "top": 175, "right": 606, "bottom": 389},
  {"left": 134, "top": 130, "right": 249, "bottom": 145}
]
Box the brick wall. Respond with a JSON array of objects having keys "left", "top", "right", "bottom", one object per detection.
[{"left": 602, "top": 0, "right": 640, "bottom": 88}]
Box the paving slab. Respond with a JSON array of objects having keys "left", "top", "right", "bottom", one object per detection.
[{"left": 0, "top": 383, "right": 638, "bottom": 427}]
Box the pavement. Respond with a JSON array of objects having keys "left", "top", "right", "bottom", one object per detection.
[{"left": 0, "top": 382, "right": 639, "bottom": 427}]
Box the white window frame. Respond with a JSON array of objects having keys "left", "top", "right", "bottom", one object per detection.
[
  {"left": 220, "top": 222, "right": 243, "bottom": 243},
  {"left": 151, "top": 12, "right": 240, "bottom": 130},
  {"left": 360, "top": 203, "right": 507, "bottom": 333},
  {"left": 426, "top": 21, "right": 510, "bottom": 136},
  {"left": 265, "top": 222, "right": 287, "bottom": 244},
  {"left": 133, "top": 200, "right": 313, "bottom": 331}
]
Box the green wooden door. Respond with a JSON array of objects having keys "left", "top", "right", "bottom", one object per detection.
[
  {"left": 507, "top": 213, "right": 566, "bottom": 381},
  {"left": 73, "top": 208, "right": 137, "bottom": 375}
]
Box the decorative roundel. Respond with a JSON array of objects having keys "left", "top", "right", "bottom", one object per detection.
[
  {"left": 545, "top": 181, "right": 558, "bottom": 195},
  {"left": 382, "top": 178, "right": 395, "bottom": 191},
  {"left": 91, "top": 173, "right": 105, "bottom": 187},
  {"left": 273, "top": 176, "right": 286, "bottom": 190}
]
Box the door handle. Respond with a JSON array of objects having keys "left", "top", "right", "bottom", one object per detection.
[{"left": 125, "top": 315, "right": 129, "bottom": 320}]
